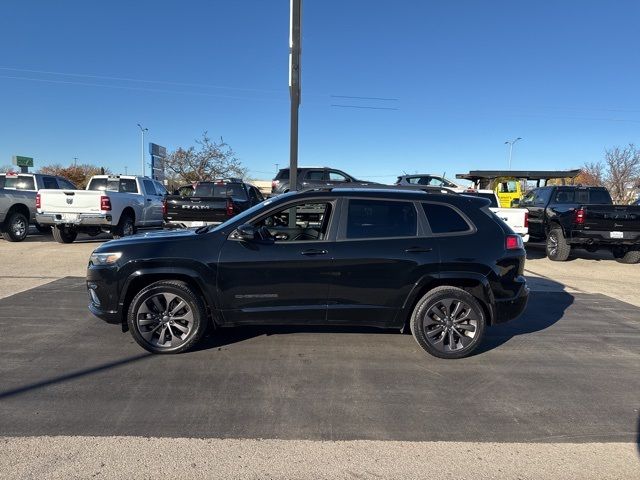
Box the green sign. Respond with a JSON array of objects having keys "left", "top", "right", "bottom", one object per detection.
[{"left": 12, "top": 155, "right": 34, "bottom": 167}]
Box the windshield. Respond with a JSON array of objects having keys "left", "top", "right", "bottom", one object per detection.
[
  {"left": 193, "top": 183, "right": 247, "bottom": 199},
  {"left": 88, "top": 177, "right": 139, "bottom": 193},
  {"left": 463, "top": 192, "right": 498, "bottom": 207},
  {"left": 2, "top": 175, "right": 35, "bottom": 190},
  {"left": 207, "top": 194, "right": 293, "bottom": 233}
]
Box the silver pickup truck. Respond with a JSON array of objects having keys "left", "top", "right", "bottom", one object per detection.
[{"left": 0, "top": 173, "right": 76, "bottom": 242}]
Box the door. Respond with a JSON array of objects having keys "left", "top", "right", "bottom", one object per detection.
[
  {"left": 142, "top": 179, "right": 163, "bottom": 225},
  {"left": 522, "top": 188, "right": 551, "bottom": 238},
  {"left": 216, "top": 199, "right": 337, "bottom": 325},
  {"left": 326, "top": 198, "right": 439, "bottom": 327}
]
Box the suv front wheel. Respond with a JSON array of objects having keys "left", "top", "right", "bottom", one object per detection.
[
  {"left": 410, "top": 286, "right": 486, "bottom": 359},
  {"left": 127, "top": 280, "right": 208, "bottom": 354}
]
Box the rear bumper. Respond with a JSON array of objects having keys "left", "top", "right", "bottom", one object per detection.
[
  {"left": 568, "top": 230, "right": 640, "bottom": 246},
  {"left": 164, "top": 220, "right": 222, "bottom": 229},
  {"left": 36, "top": 212, "right": 112, "bottom": 227},
  {"left": 492, "top": 281, "right": 529, "bottom": 325}
]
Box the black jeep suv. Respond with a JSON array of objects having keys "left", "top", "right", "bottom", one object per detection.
[{"left": 87, "top": 188, "right": 528, "bottom": 359}]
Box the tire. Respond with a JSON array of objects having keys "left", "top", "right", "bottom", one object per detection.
[
  {"left": 614, "top": 249, "right": 640, "bottom": 264},
  {"left": 35, "top": 223, "right": 52, "bottom": 234},
  {"left": 112, "top": 214, "right": 135, "bottom": 239},
  {"left": 410, "top": 286, "right": 486, "bottom": 359},
  {"left": 546, "top": 228, "right": 570, "bottom": 261},
  {"left": 52, "top": 225, "right": 78, "bottom": 243},
  {"left": 127, "top": 281, "right": 208, "bottom": 354},
  {"left": 1, "top": 212, "right": 29, "bottom": 242}
]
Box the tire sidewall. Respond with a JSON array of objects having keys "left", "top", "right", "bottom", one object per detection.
[
  {"left": 411, "top": 287, "right": 486, "bottom": 359},
  {"left": 5, "top": 212, "right": 29, "bottom": 241},
  {"left": 127, "top": 283, "right": 206, "bottom": 354}
]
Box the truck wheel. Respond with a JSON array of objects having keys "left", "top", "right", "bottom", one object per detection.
[
  {"left": 112, "top": 214, "right": 135, "bottom": 239},
  {"left": 614, "top": 248, "right": 640, "bottom": 264},
  {"left": 35, "top": 223, "right": 52, "bottom": 234},
  {"left": 410, "top": 286, "right": 486, "bottom": 359},
  {"left": 52, "top": 225, "right": 78, "bottom": 243},
  {"left": 1, "top": 212, "right": 29, "bottom": 242},
  {"left": 546, "top": 228, "right": 571, "bottom": 261},
  {"left": 127, "top": 280, "right": 208, "bottom": 354}
]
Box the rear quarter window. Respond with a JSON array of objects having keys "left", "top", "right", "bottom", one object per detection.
[{"left": 422, "top": 203, "right": 472, "bottom": 234}]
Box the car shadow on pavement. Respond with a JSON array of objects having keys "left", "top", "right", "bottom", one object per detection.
[
  {"left": 526, "top": 242, "right": 615, "bottom": 262},
  {"left": 474, "top": 275, "right": 574, "bottom": 355}
]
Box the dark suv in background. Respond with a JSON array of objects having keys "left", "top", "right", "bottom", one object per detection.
[
  {"left": 87, "top": 187, "right": 528, "bottom": 359},
  {"left": 271, "top": 167, "right": 379, "bottom": 194}
]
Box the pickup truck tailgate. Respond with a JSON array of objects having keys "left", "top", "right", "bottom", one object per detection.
[
  {"left": 581, "top": 205, "right": 640, "bottom": 232},
  {"left": 39, "top": 189, "right": 105, "bottom": 213},
  {"left": 165, "top": 196, "right": 230, "bottom": 223}
]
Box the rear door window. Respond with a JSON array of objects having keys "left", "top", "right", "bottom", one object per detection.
[
  {"left": 422, "top": 203, "right": 471, "bottom": 234},
  {"left": 588, "top": 189, "right": 612, "bottom": 204},
  {"left": 346, "top": 199, "right": 417, "bottom": 239},
  {"left": 42, "top": 176, "right": 59, "bottom": 189},
  {"left": 4, "top": 175, "right": 35, "bottom": 190},
  {"left": 143, "top": 179, "right": 157, "bottom": 196},
  {"left": 305, "top": 170, "right": 326, "bottom": 181}
]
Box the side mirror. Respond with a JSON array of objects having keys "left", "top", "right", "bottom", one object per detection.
[
  {"left": 511, "top": 199, "right": 521, "bottom": 207},
  {"left": 236, "top": 224, "right": 256, "bottom": 241}
]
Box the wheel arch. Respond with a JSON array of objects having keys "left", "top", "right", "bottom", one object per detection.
[
  {"left": 399, "top": 273, "right": 495, "bottom": 332},
  {"left": 119, "top": 268, "right": 218, "bottom": 332},
  {"left": 5, "top": 203, "right": 31, "bottom": 224},
  {"left": 120, "top": 206, "right": 136, "bottom": 224}
]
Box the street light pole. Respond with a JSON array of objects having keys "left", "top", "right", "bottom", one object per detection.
[
  {"left": 137, "top": 123, "right": 148, "bottom": 176},
  {"left": 504, "top": 137, "right": 523, "bottom": 170},
  {"left": 289, "top": 0, "right": 302, "bottom": 192}
]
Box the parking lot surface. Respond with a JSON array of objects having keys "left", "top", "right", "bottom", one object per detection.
[{"left": 0, "top": 234, "right": 638, "bottom": 478}]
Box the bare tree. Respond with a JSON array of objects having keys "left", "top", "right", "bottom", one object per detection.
[
  {"left": 603, "top": 144, "right": 640, "bottom": 204},
  {"left": 165, "top": 132, "right": 247, "bottom": 184},
  {"left": 0, "top": 165, "right": 16, "bottom": 173},
  {"left": 38, "top": 164, "right": 110, "bottom": 189},
  {"left": 576, "top": 161, "right": 605, "bottom": 186}
]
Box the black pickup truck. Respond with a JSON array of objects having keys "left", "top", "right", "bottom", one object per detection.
[
  {"left": 518, "top": 185, "right": 640, "bottom": 263},
  {"left": 164, "top": 179, "right": 265, "bottom": 228}
]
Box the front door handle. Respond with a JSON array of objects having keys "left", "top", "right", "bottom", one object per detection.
[
  {"left": 405, "top": 246, "right": 433, "bottom": 253},
  {"left": 301, "top": 249, "right": 328, "bottom": 256}
]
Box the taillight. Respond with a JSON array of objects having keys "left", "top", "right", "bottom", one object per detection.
[
  {"left": 272, "top": 180, "right": 279, "bottom": 191},
  {"left": 506, "top": 234, "right": 523, "bottom": 250},
  {"left": 100, "top": 196, "right": 112, "bottom": 211},
  {"left": 524, "top": 211, "right": 529, "bottom": 228},
  {"left": 226, "top": 198, "right": 235, "bottom": 216},
  {"left": 162, "top": 199, "right": 167, "bottom": 216},
  {"left": 35, "top": 193, "right": 41, "bottom": 209},
  {"left": 574, "top": 208, "right": 585, "bottom": 224}
]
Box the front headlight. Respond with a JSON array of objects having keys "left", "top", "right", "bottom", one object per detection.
[{"left": 89, "top": 252, "right": 122, "bottom": 266}]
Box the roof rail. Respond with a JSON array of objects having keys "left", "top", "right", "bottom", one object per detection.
[{"left": 299, "top": 185, "right": 459, "bottom": 195}]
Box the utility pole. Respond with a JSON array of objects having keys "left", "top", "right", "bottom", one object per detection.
[
  {"left": 504, "top": 137, "right": 522, "bottom": 170},
  {"left": 137, "top": 123, "right": 148, "bottom": 176},
  {"left": 73, "top": 157, "right": 78, "bottom": 166},
  {"left": 289, "top": 0, "right": 302, "bottom": 192}
]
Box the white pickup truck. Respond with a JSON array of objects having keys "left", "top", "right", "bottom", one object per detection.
[
  {"left": 36, "top": 175, "right": 167, "bottom": 243},
  {"left": 462, "top": 189, "right": 529, "bottom": 242}
]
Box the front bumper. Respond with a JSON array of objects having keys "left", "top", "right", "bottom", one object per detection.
[
  {"left": 36, "top": 212, "right": 112, "bottom": 226},
  {"left": 493, "top": 281, "right": 529, "bottom": 324},
  {"left": 87, "top": 266, "right": 121, "bottom": 324}
]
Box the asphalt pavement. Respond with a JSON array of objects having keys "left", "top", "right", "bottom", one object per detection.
[{"left": 1, "top": 277, "right": 638, "bottom": 444}]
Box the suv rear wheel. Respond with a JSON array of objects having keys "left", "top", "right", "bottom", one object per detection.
[
  {"left": 410, "top": 286, "right": 486, "bottom": 359},
  {"left": 127, "top": 281, "right": 208, "bottom": 354}
]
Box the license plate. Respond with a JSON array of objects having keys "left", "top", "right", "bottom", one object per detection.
[
  {"left": 610, "top": 231, "right": 624, "bottom": 239},
  {"left": 190, "top": 221, "right": 205, "bottom": 227},
  {"left": 62, "top": 213, "right": 79, "bottom": 222}
]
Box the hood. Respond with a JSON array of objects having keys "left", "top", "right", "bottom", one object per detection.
[{"left": 94, "top": 228, "right": 200, "bottom": 251}]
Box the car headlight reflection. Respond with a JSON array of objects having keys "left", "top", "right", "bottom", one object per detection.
[{"left": 89, "top": 252, "right": 122, "bottom": 266}]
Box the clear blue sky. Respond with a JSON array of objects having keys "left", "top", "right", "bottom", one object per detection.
[{"left": 1, "top": 0, "right": 639, "bottom": 183}]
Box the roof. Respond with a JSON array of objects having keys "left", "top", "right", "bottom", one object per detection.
[{"left": 456, "top": 169, "right": 581, "bottom": 181}]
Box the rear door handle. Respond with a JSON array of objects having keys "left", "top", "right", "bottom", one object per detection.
[
  {"left": 301, "top": 249, "right": 328, "bottom": 256},
  {"left": 405, "top": 247, "right": 433, "bottom": 253}
]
